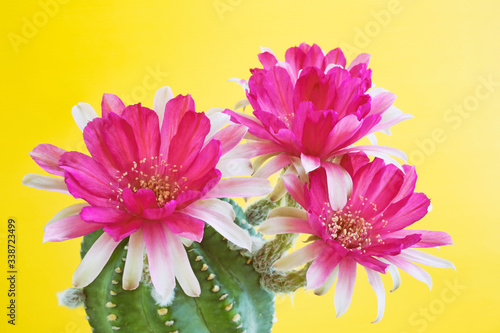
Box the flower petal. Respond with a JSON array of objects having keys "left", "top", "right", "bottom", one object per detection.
[
  {"left": 399, "top": 249, "right": 455, "bottom": 270},
  {"left": 204, "top": 178, "right": 272, "bottom": 199},
  {"left": 307, "top": 247, "right": 344, "bottom": 290},
  {"left": 267, "top": 206, "right": 307, "bottom": 220},
  {"left": 212, "top": 124, "right": 247, "bottom": 156},
  {"left": 163, "top": 225, "right": 201, "bottom": 297},
  {"left": 323, "top": 162, "right": 352, "bottom": 210},
  {"left": 314, "top": 264, "right": 339, "bottom": 296},
  {"left": 101, "top": 93, "right": 126, "bottom": 117},
  {"left": 365, "top": 267, "right": 386, "bottom": 323},
  {"left": 44, "top": 203, "right": 89, "bottom": 231},
  {"left": 162, "top": 212, "right": 205, "bottom": 242},
  {"left": 253, "top": 154, "right": 292, "bottom": 178},
  {"left": 142, "top": 222, "right": 176, "bottom": 299},
  {"left": 73, "top": 233, "right": 120, "bottom": 287},
  {"left": 388, "top": 229, "right": 453, "bottom": 248},
  {"left": 72, "top": 102, "right": 98, "bottom": 131},
  {"left": 282, "top": 173, "right": 307, "bottom": 208},
  {"left": 153, "top": 86, "right": 174, "bottom": 124},
  {"left": 182, "top": 199, "right": 251, "bottom": 251},
  {"left": 121, "top": 105, "right": 161, "bottom": 159},
  {"left": 123, "top": 229, "right": 145, "bottom": 290},
  {"left": 216, "top": 158, "right": 253, "bottom": 178},
  {"left": 385, "top": 255, "right": 432, "bottom": 289},
  {"left": 259, "top": 217, "right": 313, "bottom": 235},
  {"left": 273, "top": 240, "right": 326, "bottom": 271},
  {"left": 334, "top": 258, "right": 357, "bottom": 318},
  {"left": 43, "top": 214, "right": 103, "bottom": 243},
  {"left": 29, "top": 144, "right": 66, "bottom": 176},
  {"left": 22, "top": 173, "right": 69, "bottom": 194},
  {"left": 300, "top": 153, "right": 321, "bottom": 173}
]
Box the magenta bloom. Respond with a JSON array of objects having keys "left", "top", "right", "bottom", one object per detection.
[
  {"left": 225, "top": 44, "right": 411, "bottom": 181},
  {"left": 23, "top": 88, "right": 271, "bottom": 300},
  {"left": 259, "top": 153, "right": 454, "bottom": 322}
]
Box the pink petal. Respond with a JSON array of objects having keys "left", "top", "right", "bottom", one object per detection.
[
  {"left": 284, "top": 46, "right": 306, "bottom": 79},
  {"left": 324, "top": 47, "right": 347, "bottom": 68},
  {"left": 212, "top": 124, "right": 247, "bottom": 156},
  {"left": 101, "top": 93, "right": 126, "bottom": 117},
  {"left": 59, "top": 152, "right": 116, "bottom": 201},
  {"left": 302, "top": 44, "right": 324, "bottom": 69},
  {"left": 224, "top": 141, "right": 283, "bottom": 159},
  {"left": 314, "top": 265, "right": 339, "bottom": 296},
  {"left": 29, "top": 144, "right": 66, "bottom": 176},
  {"left": 223, "top": 110, "right": 275, "bottom": 142},
  {"left": 334, "top": 258, "right": 357, "bottom": 317},
  {"left": 347, "top": 53, "right": 371, "bottom": 70},
  {"left": 273, "top": 240, "right": 326, "bottom": 271},
  {"left": 163, "top": 225, "right": 201, "bottom": 297},
  {"left": 122, "top": 188, "right": 160, "bottom": 215},
  {"left": 301, "top": 153, "right": 321, "bottom": 173},
  {"left": 80, "top": 206, "right": 133, "bottom": 223},
  {"left": 167, "top": 111, "right": 211, "bottom": 169},
  {"left": 204, "top": 177, "right": 272, "bottom": 199},
  {"left": 72, "top": 102, "right": 98, "bottom": 131},
  {"left": 259, "top": 217, "right": 313, "bottom": 235},
  {"left": 258, "top": 51, "right": 278, "bottom": 69},
  {"left": 205, "top": 112, "right": 231, "bottom": 143},
  {"left": 307, "top": 247, "right": 344, "bottom": 290},
  {"left": 153, "top": 86, "right": 174, "bottom": 124},
  {"left": 282, "top": 173, "right": 307, "bottom": 208},
  {"left": 121, "top": 105, "right": 161, "bottom": 160},
  {"left": 73, "top": 233, "right": 120, "bottom": 287},
  {"left": 103, "top": 219, "right": 143, "bottom": 242},
  {"left": 162, "top": 212, "right": 205, "bottom": 242},
  {"left": 365, "top": 267, "right": 385, "bottom": 323},
  {"left": 389, "top": 229, "right": 453, "bottom": 248},
  {"left": 142, "top": 222, "right": 176, "bottom": 299},
  {"left": 22, "top": 173, "right": 69, "bottom": 194},
  {"left": 375, "top": 193, "right": 430, "bottom": 233},
  {"left": 123, "top": 229, "right": 145, "bottom": 290},
  {"left": 253, "top": 154, "right": 292, "bottom": 178},
  {"left": 159, "top": 94, "right": 196, "bottom": 158},
  {"left": 182, "top": 199, "right": 251, "bottom": 250},
  {"left": 43, "top": 214, "right": 104, "bottom": 243},
  {"left": 369, "top": 91, "right": 396, "bottom": 116},
  {"left": 44, "top": 203, "right": 89, "bottom": 231},
  {"left": 83, "top": 113, "right": 139, "bottom": 172}
]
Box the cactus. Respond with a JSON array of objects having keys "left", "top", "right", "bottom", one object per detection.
[{"left": 81, "top": 199, "right": 276, "bottom": 333}]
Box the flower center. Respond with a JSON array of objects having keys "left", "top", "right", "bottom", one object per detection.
[
  {"left": 112, "top": 156, "right": 188, "bottom": 207},
  {"left": 320, "top": 201, "right": 382, "bottom": 251}
]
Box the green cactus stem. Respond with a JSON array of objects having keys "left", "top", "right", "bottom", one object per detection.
[{"left": 81, "top": 199, "right": 275, "bottom": 333}]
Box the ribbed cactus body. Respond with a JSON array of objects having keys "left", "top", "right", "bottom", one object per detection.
[{"left": 81, "top": 199, "right": 275, "bottom": 333}]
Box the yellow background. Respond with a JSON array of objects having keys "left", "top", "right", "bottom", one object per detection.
[{"left": 1, "top": 0, "right": 499, "bottom": 332}]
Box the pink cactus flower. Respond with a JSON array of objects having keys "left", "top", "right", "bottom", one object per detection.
[
  {"left": 23, "top": 87, "right": 271, "bottom": 300},
  {"left": 259, "top": 153, "right": 454, "bottom": 322},
  {"left": 225, "top": 44, "right": 411, "bottom": 186}
]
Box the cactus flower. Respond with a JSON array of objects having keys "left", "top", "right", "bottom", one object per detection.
[
  {"left": 23, "top": 88, "right": 272, "bottom": 300},
  {"left": 225, "top": 44, "right": 411, "bottom": 183},
  {"left": 260, "top": 152, "right": 454, "bottom": 322}
]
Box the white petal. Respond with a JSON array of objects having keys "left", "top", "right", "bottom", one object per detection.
[
  {"left": 163, "top": 225, "right": 200, "bottom": 297},
  {"left": 123, "top": 229, "right": 145, "bottom": 290},
  {"left": 205, "top": 177, "right": 272, "bottom": 199},
  {"left": 379, "top": 258, "right": 401, "bottom": 292},
  {"left": 217, "top": 158, "right": 253, "bottom": 177},
  {"left": 323, "top": 163, "right": 352, "bottom": 210},
  {"left": 254, "top": 155, "right": 291, "bottom": 178},
  {"left": 143, "top": 223, "right": 175, "bottom": 299},
  {"left": 386, "top": 256, "right": 433, "bottom": 289},
  {"left": 234, "top": 99, "right": 250, "bottom": 110},
  {"left": 400, "top": 249, "right": 456, "bottom": 271},
  {"left": 334, "top": 259, "right": 357, "bottom": 318},
  {"left": 153, "top": 86, "right": 173, "bottom": 124},
  {"left": 259, "top": 217, "right": 313, "bottom": 235},
  {"left": 314, "top": 265, "right": 339, "bottom": 296},
  {"left": 273, "top": 240, "right": 324, "bottom": 271},
  {"left": 260, "top": 46, "right": 275, "bottom": 56},
  {"left": 205, "top": 112, "right": 231, "bottom": 143},
  {"left": 180, "top": 237, "right": 193, "bottom": 247},
  {"left": 44, "top": 203, "right": 88, "bottom": 231},
  {"left": 182, "top": 199, "right": 251, "bottom": 251},
  {"left": 267, "top": 207, "right": 307, "bottom": 220},
  {"left": 367, "top": 133, "right": 377, "bottom": 145},
  {"left": 22, "top": 173, "right": 69, "bottom": 194},
  {"left": 365, "top": 268, "right": 386, "bottom": 323},
  {"left": 300, "top": 153, "right": 321, "bottom": 173},
  {"left": 71, "top": 102, "right": 98, "bottom": 131},
  {"left": 73, "top": 233, "right": 119, "bottom": 287}
]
